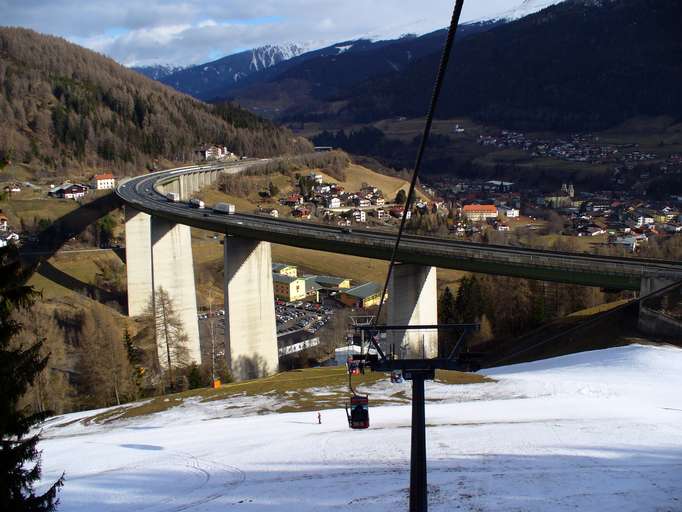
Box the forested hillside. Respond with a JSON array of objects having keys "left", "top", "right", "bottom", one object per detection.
[
  {"left": 0, "top": 28, "right": 311, "bottom": 174},
  {"left": 287, "top": 0, "right": 682, "bottom": 131}
]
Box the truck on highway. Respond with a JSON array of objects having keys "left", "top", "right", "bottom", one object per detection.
[
  {"left": 166, "top": 192, "right": 180, "bottom": 202},
  {"left": 189, "top": 198, "right": 205, "bottom": 209},
  {"left": 213, "top": 202, "right": 235, "bottom": 215}
]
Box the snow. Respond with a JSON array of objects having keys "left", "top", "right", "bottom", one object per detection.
[
  {"left": 486, "top": 0, "right": 567, "bottom": 22},
  {"left": 37, "top": 345, "right": 682, "bottom": 511},
  {"left": 335, "top": 44, "right": 354, "bottom": 54}
]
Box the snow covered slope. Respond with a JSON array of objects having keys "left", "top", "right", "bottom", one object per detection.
[
  {"left": 158, "top": 43, "right": 307, "bottom": 99},
  {"left": 485, "top": 0, "right": 567, "bottom": 21},
  {"left": 37, "top": 345, "right": 682, "bottom": 511}
]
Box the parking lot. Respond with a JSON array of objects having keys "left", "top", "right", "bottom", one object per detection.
[
  {"left": 197, "top": 300, "right": 335, "bottom": 343},
  {"left": 275, "top": 300, "right": 334, "bottom": 336}
]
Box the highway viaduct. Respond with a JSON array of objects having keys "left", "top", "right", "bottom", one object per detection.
[{"left": 116, "top": 161, "right": 682, "bottom": 380}]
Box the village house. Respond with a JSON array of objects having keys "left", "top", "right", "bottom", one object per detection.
[
  {"left": 272, "top": 273, "right": 308, "bottom": 302},
  {"left": 325, "top": 196, "right": 341, "bottom": 209},
  {"left": 90, "top": 173, "right": 116, "bottom": 190},
  {"left": 389, "top": 207, "right": 411, "bottom": 220},
  {"left": 292, "top": 207, "right": 311, "bottom": 219},
  {"left": 351, "top": 209, "right": 366, "bottom": 223},
  {"left": 462, "top": 204, "right": 498, "bottom": 222},
  {"left": 272, "top": 263, "right": 298, "bottom": 278},
  {"left": 194, "top": 145, "right": 236, "bottom": 161},
  {"left": 498, "top": 206, "right": 520, "bottom": 218},
  {"left": 0, "top": 212, "right": 8, "bottom": 231},
  {"left": 372, "top": 196, "right": 386, "bottom": 207},
  {"left": 309, "top": 173, "right": 324, "bottom": 185},
  {"left": 49, "top": 183, "right": 88, "bottom": 200},
  {"left": 339, "top": 282, "right": 383, "bottom": 309},
  {"left": 314, "top": 275, "right": 351, "bottom": 290},
  {"left": 374, "top": 208, "right": 386, "bottom": 219},
  {"left": 3, "top": 183, "right": 22, "bottom": 194},
  {"left": 283, "top": 194, "right": 304, "bottom": 206},
  {"left": 355, "top": 198, "right": 371, "bottom": 208}
]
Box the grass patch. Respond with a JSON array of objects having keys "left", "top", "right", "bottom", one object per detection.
[
  {"left": 0, "top": 197, "right": 79, "bottom": 226},
  {"left": 87, "top": 366, "right": 492, "bottom": 423}
]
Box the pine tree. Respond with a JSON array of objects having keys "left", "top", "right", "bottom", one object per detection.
[
  {"left": 0, "top": 246, "right": 64, "bottom": 511},
  {"left": 145, "top": 288, "right": 190, "bottom": 392}
]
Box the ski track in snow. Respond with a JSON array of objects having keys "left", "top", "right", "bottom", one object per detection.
[{"left": 37, "top": 345, "right": 682, "bottom": 511}]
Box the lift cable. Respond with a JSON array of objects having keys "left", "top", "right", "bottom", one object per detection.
[{"left": 373, "top": 0, "right": 466, "bottom": 341}]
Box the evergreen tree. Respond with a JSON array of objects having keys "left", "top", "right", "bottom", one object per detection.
[{"left": 0, "top": 246, "right": 63, "bottom": 511}]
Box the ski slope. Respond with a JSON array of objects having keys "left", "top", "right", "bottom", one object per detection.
[{"left": 37, "top": 345, "right": 682, "bottom": 511}]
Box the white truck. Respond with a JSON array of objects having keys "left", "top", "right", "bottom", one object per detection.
[
  {"left": 166, "top": 192, "right": 180, "bottom": 202},
  {"left": 213, "top": 202, "right": 235, "bottom": 215},
  {"left": 189, "top": 198, "right": 205, "bottom": 209}
]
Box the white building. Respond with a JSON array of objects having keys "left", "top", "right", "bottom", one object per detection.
[
  {"left": 326, "top": 197, "right": 341, "bottom": 209},
  {"left": 195, "top": 145, "right": 236, "bottom": 161},
  {"left": 351, "top": 209, "right": 366, "bottom": 223},
  {"left": 499, "top": 206, "right": 520, "bottom": 218},
  {"left": 462, "top": 204, "right": 498, "bottom": 222},
  {"left": 91, "top": 173, "right": 116, "bottom": 190}
]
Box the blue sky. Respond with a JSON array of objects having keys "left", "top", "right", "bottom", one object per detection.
[{"left": 0, "top": 0, "right": 533, "bottom": 67}]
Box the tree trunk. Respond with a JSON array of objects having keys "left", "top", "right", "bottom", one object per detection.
[{"left": 161, "top": 296, "right": 174, "bottom": 391}]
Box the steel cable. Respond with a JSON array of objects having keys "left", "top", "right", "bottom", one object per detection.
[{"left": 373, "top": 0, "right": 466, "bottom": 341}]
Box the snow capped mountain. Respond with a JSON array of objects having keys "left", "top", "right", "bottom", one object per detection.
[
  {"left": 482, "top": 0, "right": 567, "bottom": 22},
  {"left": 157, "top": 43, "right": 307, "bottom": 99},
  {"left": 131, "top": 64, "right": 187, "bottom": 81},
  {"left": 248, "top": 43, "right": 307, "bottom": 72}
]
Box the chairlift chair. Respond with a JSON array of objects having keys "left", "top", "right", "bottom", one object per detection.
[
  {"left": 346, "top": 395, "right": 370, "bottom": 429},
  {"left": 347, "top": 360, "right": 361, "bottom": 376}
]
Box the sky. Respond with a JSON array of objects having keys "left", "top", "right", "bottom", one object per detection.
[{"left": 0, "top": 0, "right": 532, "bottom": 67}]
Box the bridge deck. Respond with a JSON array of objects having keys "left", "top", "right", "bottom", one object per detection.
[{"left": 116, "top": 163, "right": 682, "bottom": 291}]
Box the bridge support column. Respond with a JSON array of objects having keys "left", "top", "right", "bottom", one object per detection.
[
  {"left": 124, "top": 207, "right": 153, "bottom": 317},
  {"left": 387, "top": 264, "right": 438, "bottom": 358},
  {"left": 224, "top": 236, "right": 279, "bottom": 381},
  {"left": 640, "top": 275, "right": 677, "bottom": 296},
  {"left": 150, "top": 217, "right": 202, "bottom": 365}
]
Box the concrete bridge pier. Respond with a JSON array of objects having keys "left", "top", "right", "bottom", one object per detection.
[
  {"left": 223, "top": 236, "right": 279, "bottom": 381},
  {"left": 640, "top": 275, "right": 677, "bottom": 296},
  {"left": 150, "top": 217, "right": 202, "bottom": 365},
  {"left": 387, "top": 264, "right": 438, "bottom": 359},
  {"left": 124, "top": 207, "right": 154, "bottom": 317},
  {"left": 124, "top": 209, "right": 202, "bottom": 366}
]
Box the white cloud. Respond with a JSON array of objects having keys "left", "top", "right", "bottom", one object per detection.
[{"left": 0, "top": 0, "right": 530, "bottom": 66}]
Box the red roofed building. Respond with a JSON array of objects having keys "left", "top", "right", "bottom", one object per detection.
[
  {"left": 462, "top": 204, "right": 498, "bottom": 222},
  {"left": 91, "top": 173, "right": 116, "bottom": 190}
]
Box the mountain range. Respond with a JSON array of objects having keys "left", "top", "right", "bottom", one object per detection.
[
  {"left": 136, "top": 0, "right": 682, "bottom": 132},
  {"left": 146, "top": 43, "right": 307, "bottom": 100}
]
